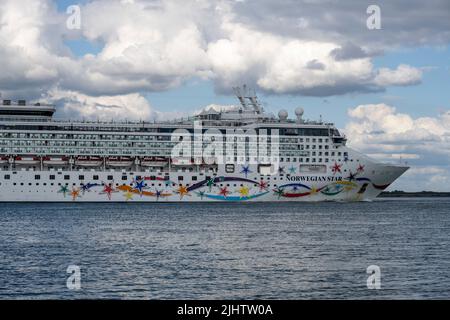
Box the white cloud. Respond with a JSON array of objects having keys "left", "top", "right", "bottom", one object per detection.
[
  {"left": 374, "top": 64, "right": 422, "bottom": 87},
  {"left": 44, "top": 89, "right": 185, "bottom": 121},
  {"left": 0, "top": 0, "right": 427, "bottom": 106},
  {"left": 195, "top": 104, "right": 239, "bottom": 115},
  {"left": 345, "top": 104, "right": 450, "bottom": 191}
]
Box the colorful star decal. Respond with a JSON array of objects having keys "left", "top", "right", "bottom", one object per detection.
[
  {"left": 357, "top": 164, "right": 365, "bottom": 173},
  {"left": 133, "top": 179, "right": 147, "bottom": 195},
  {"left": 219, "top": 187, "right": 230, "bottom": 197},
  {"left": 176, "top": 185, "right": 189, "bottom": 199},
  {"left": 196, "top": 191, "right": 206, "bottom": 200},
  {"left": 240, "top": 165, "right": 252, "bottom": 178},
  {"left": 346, "top": 171, "right": 357, "bottom": 181},
  {"left": 278, "top": 166, "right": 285, "bottom": 174},
  {"left": 206, "top": 178, "right": 215, "bottom": 191},
  {"left": 258, "top": 180, "right": 268, "bottom": 191},
  {"left": 70, "top": 187, "right": 81, "bottom": 201},
  {"left": 309, "top": 186, "right": 318, "bottom": 195},
  {"left": 81, "top": 182, "right": 98, "bottom": 194},
  {"left": 331, "top": 162, "right": 342, "bottom": 175},
  {"left": 58, "top": 185, "right": 69, "bottom": 197},
  {"left": 155, "top": 189, "right": 163, "bottom": 200},
  {"left": 100, "top": 183, "right": 117, "bottom": 200},
  {"left": 123, "top": 191, "right": 134, "bottom": 201},
  {"left": 239, "top": 186, "right": 250, "bottom": 198},
  {"left": 274, "top": 188, "right": 284, "bottom": 199},
  {"left": 288, "top": 166, "right": 297, "bottom": 174}
]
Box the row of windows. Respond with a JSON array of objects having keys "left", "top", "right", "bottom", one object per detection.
[
  {"left": 0, "top": 182, "right": 291, "bottom": 188},
  {"left": 3, "top": 173, "right": 296, "bottom": 183},
  {"left": 2, "top": 133, "right": 334, "bottom": 142}
]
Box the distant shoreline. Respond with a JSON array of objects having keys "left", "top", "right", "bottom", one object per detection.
[{"left": 379, "top": 191, "right": 450, "bottom": 198}]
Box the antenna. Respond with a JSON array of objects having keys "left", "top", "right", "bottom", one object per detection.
[
  {"left": 233, "top": 85, "right": 262, "bottom": 113},
  {"left": 246, "top": 87, "right": 262, "bottom": 114},
  {"left": 233, "top": 86, "right": 247, "bottom": 109}
]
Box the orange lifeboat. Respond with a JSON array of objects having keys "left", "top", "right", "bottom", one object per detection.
[
  {"left": 106, "top": 156, "right": 133, "bottom": 167},
  {"left": 15, "top": 156, "right": 40, "bottom": 165},
  {"left": 75, "top": 156, "right": 103, "bottom": 167},
  {"left": 43, "top": 156, "right": 69, "bottom": 166},
  {"left": 140, "top": 156, "right": 168, "bottom": 167}
]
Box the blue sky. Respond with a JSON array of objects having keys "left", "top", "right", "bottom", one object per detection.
[
  {"left": 63, "top": 38, "right": 450, "bottom": 128},
  {"left": 58, "top": 0, "right": 450, "bottom": 128}
]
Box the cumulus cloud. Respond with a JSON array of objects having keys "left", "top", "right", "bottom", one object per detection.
[
  {"left": 330, "top": 42, "right": 374, "bottom": 61},
  {"left": 195, "top": 104, "right": 239, "bottom": 115},
  {"left": 0, "top": 0, "right": 432, "bottom": 108},
  {"left": 344, "top": 104, "right": 450, "bottom": 191},
  {"left": 44, "top": 89, "right": 185, "bottom": 121},
  {"left": 232, "top": 0, "right": 450, "bottom": 48},
  {"left": 374, "top": 64, "right": 423, "bottom": 87}
]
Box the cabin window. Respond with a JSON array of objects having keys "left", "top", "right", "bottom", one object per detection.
[
  {"left": 35, "top": 175, "right": 40, "bottom": 180},
  {"left": 4, "top": 175, "right": 10, "bottom": 180},
  {"left": 178, "top": 176, "right": 183, "bottom": 181},
  {"left": 258, "top": 164, "right": 272, "bottom": 175},
  {"left": 107, "top": 175, "right": 113, "bottom": 180},
  {"left": 93, "top": 175, "right": 99, "bottom": 180},
  {"left": 225, "top": 164, "right": 235, "bottom": 173},
  {"left": 192, "top": 176, "right": 197, "bottom": 181},
  {"left": 49, "top": 175, "right": 55, "bottom": 180},
  {"left": 64, "top": 175, "right": 70, "bottom": 180},
  {"left": 122, "top": 176, "right": 127, "bottom": 181},
  {"left": 79, "top": 175, "right": 84, "bottom": 180}
]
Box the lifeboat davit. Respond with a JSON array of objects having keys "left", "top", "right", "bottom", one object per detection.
[
  {"left": 140, "top": 156, "right": 168, "bottom": 167},
  {"left": 15, "top": 156, "right": 40, "bottom": 165},
  {"left": 106, "top": 156, "right": 133, "bottom": 167},
  {"left": 75, "top": 156, "right": 103, "bottom": 167},
  {"left": 43, "top": 156, "right": 69, "bottom": 166}
]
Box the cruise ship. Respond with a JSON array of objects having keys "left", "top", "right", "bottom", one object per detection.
[{"left": 0, "top": 87, "right": 408, "bottom": 202}]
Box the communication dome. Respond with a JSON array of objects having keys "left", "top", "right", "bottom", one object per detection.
[
  {"left": 295, "top": 107, "right": 304, "bottom": 117},
  {"left": 278, "top": 109, "right": 288, "bottom": 120}
]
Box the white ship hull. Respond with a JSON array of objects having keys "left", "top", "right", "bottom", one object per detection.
[
  {"left": 0, "top": 89, "right": 409, "bottom": 202},
  {"left": 0, "top": 161, "right": 408, "bottom": 202}
]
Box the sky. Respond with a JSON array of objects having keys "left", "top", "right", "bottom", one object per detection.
[{"left": 0, "top": 0, "right": 449, "bottom": 191}]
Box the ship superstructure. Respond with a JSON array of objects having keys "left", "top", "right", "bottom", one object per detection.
[{"left": 0, "top": 88, "right": 408, "bottom": 202}]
